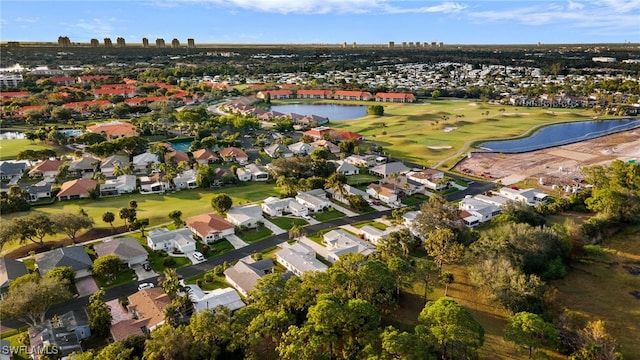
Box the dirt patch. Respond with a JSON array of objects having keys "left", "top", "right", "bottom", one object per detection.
[
  {"left": 456, "top": 130, "right": 640, "bottom": 186},
  {"left": 4, "top": 226, "right": 128, "bottom": 259}
]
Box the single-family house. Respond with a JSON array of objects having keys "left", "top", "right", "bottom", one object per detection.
[
  {"left": 191, "top": 149, "right": 219, "bottom": 165},
  {"left": 219, "top": 147, "right": 249, "bottom": 164},
  {"left": 386, "top": 175, "right": 425, "bottom": 195},
  {"left": 132, "top": 152, "right": 160, "bottom": 174},
  {"left": 236, "top": 167, "right": 252, "bottom": 182},
  {"left": 261, "top": 197, "right": 308, "bottom": 217},
  {"left": 367, "top": 183, "right": 399, "bottom": 205},
  {"left": 310, "top": 139, "right": 340, "bottom": 155},
  {"left": 164, "top": 151, "right": 191, "bottom": 167},
  {"left": 68, "top": 155, "right": 99, "bottom": 176},
  {"left": 28, "top": 310, "right": 91, "bottom": 359},
  {"left": 26, "top": 181, "right": 53, "bottom": 201},
  {"left": 29, "top": 159, "right": 64, "bottom": 179},
  {"left": 186, "top": 213, "right": 235, "bottom": 243},
  {"left": 36, "top": 246, "right": 93, "bottom": 279},
  {"left": 146, "top": 228, "right": 196, "bottom": 253},
  {"left": 295, "top": 189, "right": 332, "bottom": 213},
  {"left": 57, "top": 178, "right": 98, "bottom": 201},
  {"left": 402, "top": 210, "right": 421, "bottom": 237},
  {"left": 498, "top": 187, "right": 549, "bottom": 206},
  {"left": 406, "top": 169, "right": 447, "bottom": 190},
  {"left": 100, "top": 174, "right": 136, "bottom": 196},
  {"left": 0, "top": 257, "right": 28, "bottom": 297},
  {"left": 139, "top": 173, "right": 171, "bottom": 194},
  {"left": 224, "top": 258, "right": 275, "bottom": 297},
  {"left": 226, "top": 205, "right": 264, "bottom": 228},
  {"left": 100, "top": 155, "right": 130, "bottom": 178},
  {"left": 322, "top": 230, "right": 375, "bottom": 263},
  {"left": 297, "top": 114, "right": 329, "bottom": 126},
  {"left": 334, "top": 160, "right": 360, "bottom": 176},
  {"left": 344, "top": 154, "right": 377, "bottom": 167},
  {"left": 325, "top": 184, "right": 368, "bottom": 205},
  {"left": 276, "top": 242, "right": 327, "bottom": 276},
  {"left": 0, "top": 160, "right": 28, "bottom": 181},
  {"left": 359, "top": 225, "right": 391, "bottom": 245},
  {"left": 186, "top": 286, "right": 245, "bottom": 313},
  {"left": 303, "top": 126, "right": 334, "bottom": 140},
  {"left": 245, "top": 164, "right": 269, "bottom": 181},
  {"left": 174, "top": 169, "right": 198, "bottom": 189},
  {"left": 264, "top": 143, "right": 293, "bottom": 159},
  {"left": 94, "top": 237, "right": 148, "bottom": 267},
  {"left": 111, "top": 288, "right": 171, "bottom": 341},
  {"left": 288, "top": 142, "right": 313, "bottom": 156},
  {"left": 86, "top": 121, "right": 138, "bottom": 140},
  {"left": 370, "top": 161, "right": 410, "bottom": 178},
  {"left": 458, "top": 196, "right": 502, "bottom": 227}
]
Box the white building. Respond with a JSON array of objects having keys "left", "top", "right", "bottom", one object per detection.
[
  {"left": 295, "top": 189, "right": 332, "bottom": 212},
  {"left": 146, "top": 228, "right": 196, "bottom": 253},
  {"left": 226, "top": 204, "right": 264, "bottom": 228},
  {"left": 322, "top": 230, "right": 375, "bottom": 263},
  {"left": 186, "top": 286, "right": 245, "bottom": 312},
  {"left": 498, "top": 187, "right": 548, "bottom": 206},
  {"left": 261, "top": 197, "right": 308, "bottom": 217},
  {"left": 100, "top": 174, "right": 136, "bottom": 196},
  {"left": 174, "top": 169, "right": 198, "bottom": 189},
  {"left": 276, "top": 242, "right": 327, "bottom": 276}
]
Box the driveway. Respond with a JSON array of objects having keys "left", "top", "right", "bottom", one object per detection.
[
  {"left": 330, "top": 203, "right": 359, "bottom": 217},
  {"left": 298, "top": 236, "right": 329, "bottom": 260},
  {"left": 225, "top": 234, "right": 249, "bottom": 249},
  {"left": 261, "top": 219, "right": 287, "bottom": 235},
  {"left": 132, "top": 264, "right": 157, "bottom": 281},
  {"left": 76, "top": 277, "right": 99, "bottom": 297}
]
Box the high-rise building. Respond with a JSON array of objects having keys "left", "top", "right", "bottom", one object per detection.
[
  {"left": 156, "top": 38, "right": 165, "bottom": 48},
  {"left": 187, "top": 38, "right": 195, "bottom": 48},
  {"left": 57, "top": 36, "right": 71, "bottom": 47},
  {"left": 171, "top": 38, "right": 180, "bottom": 48},
  {"left": 90, "top": 39, "right": 99, "bottom": 47},
  {"left": 116, "top": 37, "right": 126, "bottom": 47},
  {"left": 142, "top": 38, "right": 149, "bottom": 48},
  {"left": 388, "top": 41, "right": 395, "bottom": 48},
  {"left": 104, "top": 38, "right": 113, "bottom": 47}
]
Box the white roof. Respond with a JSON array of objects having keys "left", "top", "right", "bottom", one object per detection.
[
  {"left": 188, "top": 286, "right": 246, "bottom": 312},
  {"left": 276, "top": 242, "right": 327, "bottom": 274}
]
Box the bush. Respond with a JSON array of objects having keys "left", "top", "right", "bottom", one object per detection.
[
  {"left": 163, "top": 257, "right": 177, "bottom": 267},
  {"left": 156, "top": 250, "right": 168, "bottom": 257},
  {"left": 583, "top": 244, "right": 605, "bottom": 258},
  {"left": 196, "top": 279, "right": 203, "bottom": 287},
  {"left": 200, "top": 245, "right": 209, "bottom": 255},
  {"left": 204, "top": 272, "right": 215, "bottom": 283}
]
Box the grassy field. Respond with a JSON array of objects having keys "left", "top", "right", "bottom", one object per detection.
[
  {"left": 267, "top": 216, "right": 308, "bottom": 230},
  {"left": 322, "top": 99, "right": 594, "bottom": 169},
  {"left": 551, "top": 225, "right": 640, "bottom": 359},
  {"left": 0, "top": 139, "right": 59, "bottom": 160}
]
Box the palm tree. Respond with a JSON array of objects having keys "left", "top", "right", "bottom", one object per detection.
[
  {"left": 288, "top": 224, "right": 307, "bottom": 241},
  {"left": 441, "top": 272, "right": 454, "bottom": 296},
  {"left": 324, "top": 173, "right": 347, "bottom": 200}
]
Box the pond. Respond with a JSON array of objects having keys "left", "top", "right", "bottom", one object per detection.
[
  {"left": 270, "top": 104, "right": 367, "bottom": 121},
  {"left": 477, "top": 119, "right": 640, "bottom": 153}
]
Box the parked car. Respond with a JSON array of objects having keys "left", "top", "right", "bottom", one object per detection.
[
  {"left": 138, "top": 282, "right": 154, "bottom": 290},
  {"left": 193, "top": 251, "right": 204, "bottom": 261},
  {"left": 302, "top": 214, "right": 312, "bottom": 221}
]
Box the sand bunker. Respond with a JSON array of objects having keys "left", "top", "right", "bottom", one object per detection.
[
  {"left": 427, "top": 145, "right": 453, "bottom": 150},
  {"left": 443, "top": 127, "right": 458, "bottom": 132}
]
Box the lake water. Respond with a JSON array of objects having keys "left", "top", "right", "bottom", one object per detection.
[
  {"left": 477, "top": 119, "right": 640, "bottom": 153},
  {"left": 270, "top": 104, "right": 367, "bottom": 121}
]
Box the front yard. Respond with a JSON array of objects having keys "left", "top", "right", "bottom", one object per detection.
[
  {"left": 95, "top": 268, "right": 135, "bottom": 289},
  {"left": 266, "top": 216, "right": 308, "bottom": 230},
  {"left": 314, "top": 209, "right": 345, "bottom": 222},
  {"left": 236, "top": 227, "right": 273, "bottom": 243}
]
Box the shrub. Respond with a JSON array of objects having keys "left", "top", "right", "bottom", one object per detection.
[
  {"left": 201, "top": 245, "right": 209, "bottom": 255},
  {"left": 163, "top": 257, "right": 177, "bottom": 267},
  {"left": 196, "top": 279, "right": 203, "bottom": 287},
  {"left": 204, "top": 272, "right": 215, "bottom": 283}
]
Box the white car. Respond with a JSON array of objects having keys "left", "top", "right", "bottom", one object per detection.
[
  {"left": 138, "top": 282, "right": 154, "bottom": 291},
  {"left": 193, "top": 251, "right": 204, "bottom": 261},
  {"left": 302, "top": 214, "right": 312, "bottom": 221}
]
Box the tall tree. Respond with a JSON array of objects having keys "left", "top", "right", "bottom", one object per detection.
[
  {"left": 416, "top": 297, "right": 484, "bottom": 360},
  {"left": 168, "top": 210, "right": 183, "bottom": 228},
  {"left": 424, "top": 228, "right": 464, "bottom": 271},
  {"left": 87, "top": 290, "right": 112, "bottom": 338},
  {"left": 571, "top": 320, "right": 623, "bottom": 360},
  {"left": 504, "top": 312, "right": 559, "bottom": 359},
  {"left": 211, "top": 193, "right": 233, "bottom": 215},
  {"left": 92, "top": 254, "right": 123, "bottom": 280},
  {"left": 102, "top": 211, "right": 116, "bottom": 233},
  {"left": 51, "top": 212, "right": 94, "bottom": 243},
  {"left": 159, "top": 268, "right": 181, "bottom": 298},
  {"left": 9, "top": 213, "right": 56, "bottom": 248},
  {"left": 0, "top": 276, "right": 73, "bottom": 326}
]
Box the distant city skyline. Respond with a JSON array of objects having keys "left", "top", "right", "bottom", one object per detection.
[{"left": 1, "top": 0, "right": 639, "bottom": 45}]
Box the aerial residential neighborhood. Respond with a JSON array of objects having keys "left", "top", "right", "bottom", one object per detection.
[{"left": 0, "top": 27, "right": 639, "bottom": 360}]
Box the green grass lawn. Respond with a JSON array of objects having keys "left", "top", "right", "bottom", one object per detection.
[
  {"left": 1, "top": 330, "right": 29, "bottom": 360},
  {"left": 236, "top": 227, "right": 273, "bottom": 243},
  {"left": 146, "top": 247, "right": 192, "bottom": 273},
  {"left": 0, "top": 139, "right": 59, "bottom": 160},
  {"left": 95, "top": 268, "right": 135, "bottom": 289},
  {"left": 314, "top": 209, "right": 345, "bottom": 221},
  {"left": 184, "top": 273, "right": 228, "bottom": 291},
  {"left": 267, "top": 216, "right": 308, "bottom": 230},
  {"left": 22, "top": 258, "right": 36, "bottom": 271},
  {"left": 353, "top": 220, "right": 388, "bottom": 230},
  {"left": 401, "top": 193, "right": 429, "bottom": 206},
  {"left": 346, "top": 173, "right": 380, "bottom": 186},
  {"left": 209, "top": 239, "right": 235, "bottom": 256}
]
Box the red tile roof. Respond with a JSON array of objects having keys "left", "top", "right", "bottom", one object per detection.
[
  {"left": 30, "top": 159, "right": 65, "bottom": 174},
  {"left": 57, "top": 178, "right": 98, "bottom": 198},
  {"left": 257, "top": 89, "right": 292, "bottom": 96},
  {"left": 297, "top": 89, "right": 332, "bottom": 96},
  {"left": 164, "top": 151, "right": 190, "bottom": 163},
  {"left": 94, "top": 88, "right": 136, "bottom": 96},
  {"left": 334, "top": 90, "right": 372, "bottom": 97},
  {"left": 1, "top": 91, "right": 29, "bottom": 98},
  {"left": 86, "top": 121, "right": 138, "bottom": 137},
  {"left": 112, "top": 288, "right": 170, "bottom": 341},
  {"left": 375, "top": 92, "right": 416, "bottom": 100},
  {"left": 62, "top": 100, "right": 112, "bottom": 109},
  {"left": 124, "top": 96, "right": 168, "bottom": 105},
  {"left": 191, "top": 148, "right": 219, "bottom": 161},
  {"left": 186, "top": 213, "right": 234, "bottom": 238},
  {"left": 219, "top": 147, "right": 248, "bottom": 159}
]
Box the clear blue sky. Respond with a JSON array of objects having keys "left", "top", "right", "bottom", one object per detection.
[{"left": 2, "top": 0, "right": 639, "bottom": 44}]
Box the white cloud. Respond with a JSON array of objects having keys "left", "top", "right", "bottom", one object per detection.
[
  {"left": 175, "top": 0, "right": 466, "bottom": 15},
  {"left": 62, "top": 18, "right": 116, "bottom": 38},
  {"left": 15, "top": 17, "right": 40, "bottom": 23},
  {"left": 567, "top": 0, "right": 584, "bottom": 10}
]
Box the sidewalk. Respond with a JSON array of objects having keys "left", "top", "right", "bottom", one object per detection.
[
  {"left": 261, "top": 219, "right": 287, "bottom": 235},
  {"left": 225, "top": 234, "right": 249, "bottom": 249}
]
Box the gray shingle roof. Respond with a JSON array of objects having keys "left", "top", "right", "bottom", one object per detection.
[
  {"left": 0, "top": 257, "right": 28, "bottom": 289},
  {"left": 94, "top": 237, "right": 148, "bottom": 261},
  {"left": 36, "top": 246, "right": 93, "bottom": 275}
]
